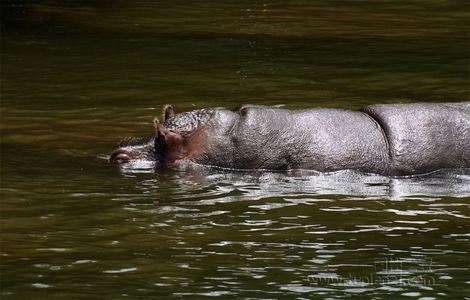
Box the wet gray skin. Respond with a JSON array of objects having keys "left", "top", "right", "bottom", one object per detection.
[{"left": 110, "top": 102, "right": 470, "bottom": 176}]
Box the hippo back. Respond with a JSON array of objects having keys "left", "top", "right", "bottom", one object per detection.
[
  {"left": 362, "top": 102, "right": 470, "bottom": 175},
  {"left": 219, "top": 105, "right": 392, "bottom": 174}
]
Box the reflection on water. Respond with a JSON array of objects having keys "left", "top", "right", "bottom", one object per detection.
[
  {"left": 123, "top": 167, "right": 470, "bottom": 200},
  {"left": 1, "top": 0, "right": 469, "bottom": 299},
  {"left": 2, "top": 151, "right": 469, "bottom": 298}
]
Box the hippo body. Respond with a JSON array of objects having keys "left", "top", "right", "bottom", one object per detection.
[{"left": 110, "top": 102, "right": 470, "bottom": 176}]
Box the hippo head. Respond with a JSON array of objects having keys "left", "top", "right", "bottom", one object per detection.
[
  {"left": 109, "top": 104, "right": 220, "bottom": 169},
  {"left": 110, "top": 135, "right": 158, "bottom": 165}
]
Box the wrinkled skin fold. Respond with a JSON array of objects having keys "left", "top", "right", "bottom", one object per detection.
[{"left": 110, "top": 102, "right": 470, "bottom": 176}]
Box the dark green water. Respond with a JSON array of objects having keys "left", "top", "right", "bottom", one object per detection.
[{"left": 1, "top": 1, "right": 469, "bottom": 299}]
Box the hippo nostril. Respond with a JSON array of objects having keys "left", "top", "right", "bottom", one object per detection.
[
  {"left": 110, "top": 149, "right": 132, "bottom": 164},
  {"left": 114, "top": 153, "right": 131, "bottom": 163}
]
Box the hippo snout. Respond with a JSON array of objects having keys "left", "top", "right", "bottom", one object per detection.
[{"left": 109, "top": 134, "right": 158, "bottom": 166}]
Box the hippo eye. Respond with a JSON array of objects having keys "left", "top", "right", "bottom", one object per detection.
[
  {"left": 239, "top": 106, "right": 248, "bottom": 116},
  {"left": 233, "top": 105, "right": 248, "bottom": 116}
]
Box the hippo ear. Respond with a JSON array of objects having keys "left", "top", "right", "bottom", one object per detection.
[
  {"left": 163, "top": 104, "right": 175, "bottom": 121},
  {"left": 155, "top": 123, "right": 184, "bottom": 155}
]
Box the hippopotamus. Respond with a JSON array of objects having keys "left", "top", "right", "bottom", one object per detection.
[{"left": 110, "top": 102, "right": 470, "bottom": 176}]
